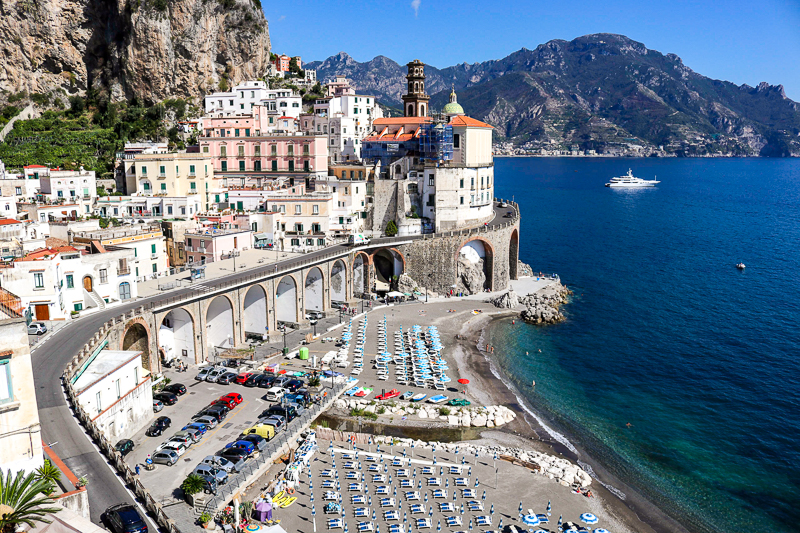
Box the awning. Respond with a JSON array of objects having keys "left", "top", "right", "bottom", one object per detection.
[
  {"left": 387, "top": 291, "right": 405, "bottom": 298},
  {"left": 255, "top": 232, "right": 270, "bottom": 240}
]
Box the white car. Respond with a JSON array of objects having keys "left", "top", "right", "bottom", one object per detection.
[
  {"left": 156, "top": 441, "right": 188, "bottom": 457},
  {"left": 264, "top": 386, "right": 284, "bottom": 402},
  {"left": 205, "top": 367, "right": 228, "bottom": 383},
  {"left": 195, "top": 368, "right": 212, "bottom": 381},
  {"left": 27, "top": 322, "right": 47, "bottom": 335}
]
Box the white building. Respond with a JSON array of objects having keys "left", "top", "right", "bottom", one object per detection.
[
  {"left": 71, "top": 349, "right": 152, "bottom": 440},
  {"left": 0, "top": 317, "right": 44, "bottom": 475},
  {"left": 301, "top": 90, "right": 384, "bottom": 161},
  {"left": 0, "top": 243, "right": 137, "bottom": 321},
  {"left": 95, "top": 195, "right": 202, "bottom": 220},
  {"left": 71, "top": 224, "right": 168, "bottom": 282},
  {"left": 204, "top": 81, "right": 303, "bottom": 122},
  {"left": 38, "top": 168, "right": 97, "bottom": 212}
]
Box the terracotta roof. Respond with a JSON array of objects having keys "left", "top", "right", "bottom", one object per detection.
[
  {"left": 363, "top": 134, "right": 415, "bottom": 142},
  {"left": 24, "top": 165, "right": 47, "bottom": 169},
  {"left": 278, "top": 116, "right": 297, "bottom": 120},
  {"left": 0, "top": 219, "right": 22, "bottom": 226},
  {"left": 45, "top": 237, "right": 69, "bottom": 248},
  {"left": 373, "top": 117, "right": 432, "bottom": 125},
  {"left": 448, "top": 116, "right": 493, "bottom": 129}
]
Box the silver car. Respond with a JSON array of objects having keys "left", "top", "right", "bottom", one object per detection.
[
  {"left": 173, "top": 429, "right": 201, "bottom": 443},
  {"left": 201, "top": 455, "right": 239, "bottom": 474},
  {"left": 192, "top": 415, "right": 219, "bottom": 429},
  {"left": 27, "top": 322, "right": 47, "bottom": 335},
  {"left": 153, "top": 400, "right": 164, "bottom": 413},
  {"left": 193, "top": 464, "right": 228, "bottom": 485},
  {"left": 205, "top": 367, "right": 228, "bottom": 383},
  {"left": 195, "top": 367, "right": 212, "bottom": 381},
  {"left": 152, "top": 450, "right": 179, "bottom": 466}
]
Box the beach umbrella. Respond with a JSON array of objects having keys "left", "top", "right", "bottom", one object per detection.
[
  {"left": 369, "top": 496, "right": 372, "bottom": 506},
  {"left": 593, "top": 530, "right": 611, "bottom": 533},
  {"left": 312, "top": 505, "right": 316, "bottom": 516},
  {"left": 428, "top": 507, "right": 433, "bottom": 517},
  {"left": 521, "top": 515, "right": 540, "bottom": 527},
  {"left": 498, "top": 518, "right": 503, "bottom": 529},
  {"left": 453, "top": 491, "right": 457, "bottom": 502},
  {"left": 475, "top": 479, "right": 479, "bottom": 488},
  {"left": 518, "top": 502, "right": 523, "bottom": 515},
  {"left": 546, "top": 501, "right": 551, "bottom": 516},
  {"left": 418, "top": 480, "right": 422, "bottom": 489},
  {"left": 481, "top": 490, "right": 486, "bottom": 501},
  {"left": 433, "top": 456, "right": 437, "bottom": 465},
  {"left": 413, "top": 468, "right": 417, "bottom": 477},
  {"left": 460, "top": 504, "right": 464, "bottom": 515},
  {"left": 404, "top": 512, "right": 407, "bottom": 522},
  {"left": 424, "top": 492, "right": 428, "bottom": 503},
  {"left": 457, "top": 379, "right": 470, "bottom": 385},
  {"left": 461, "top": 457, "right": 466, "bottom": 465},
  {"left": 403, "top": 450, "right": 407, "bottom": 458},
  {"left": 342, "top": 508, "right": 346, "bottom": 518},
  {"left": 580, "top": 513, "right": 599, "bottom": 525},
  {"left": 468, "top": 467, "right": 472, "bottom": 477},
  {"left": 490, "top": 503, "right": 494, "bottom": 515},
  {"left": 373, "top": 510, "right": 377, "bottom": 521},
  {"left": 557, "top": 515, "right": 562, "bottom": 528},
  {"left": 394, "top": 487, "right": 397, "bottom": 497},
  {"left": 468, "top": 520, "right": 473, "bottom": 531},
  {"left": 440, "top": 467, "right": 443, "bottom": 476},
  {"left": 445, "top": 478, "right": 449, "bottom": 488},
  {"left": 437, "top": 520, "right": 441, "bottom": 532}
]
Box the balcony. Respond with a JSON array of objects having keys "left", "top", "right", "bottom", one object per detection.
[
  {"left": 118, "top": 268, "right": 131, "bottom": 275},
  {"left": 157, "top": 174, "right": 166, "bottom": 180},
  {"left": 150, "top": 253, "right": 159, "bottom": 259},
  {"left": 188, "top": 173, "right": 196, "bottom": 179}
]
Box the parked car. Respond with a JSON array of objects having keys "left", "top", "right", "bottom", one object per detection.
[
  {"left": 114, "top": 439, "right": 134, "bottom": 457},
  {"left": 156, "top": 441, "right": 188, "bottom": 457},
  {"left": 102, "top": 504, "right": 148, "bottom": 533},
  {"left": 243, "top": 373, "right": 262, "bottom": 387},
  {"left": 259, "top": 415, "right": 285, "bottom": 433},
  {"left": 242, "top": 424, "right": 275, "bottom": 441},
  {"left": 196, "top": 474, "right": 218, "bottom": 494},
  {"left": 286, "top": 401, "right": 305, "bottom": 416},
  {"left": 284, "top": 379, "right": 304, "bottom": 392},
  {"left": 163, "top": 383, "right": 187, "bottom": 396},
  {"left": 219, "top": 448, "right": 249, "bottom": 464},
  {"left": 218, "top": 372, "right": 238, "bottom": 385},
  {"left": 152, "top": 450, "right": 179, "bottom": 466},
  {"left": 205, "top": 405, "right": 229, "bottom": 421},
  {"left": 224, "top": 440, "right": 256, "bottom": 455},
  {"left": 173, "top": 430, "right": 201, "bottom": 444},
  {"left": 499, "top": 201, "right": 509, "bottom": 208},
  {"left": 235, "top": 372, "right": 254, "bottom": 385},
  {"left": 206, "top": 367, "right": 228, "bottom": 383},
  {"left": 182, "top": 422, "right": 209, "bottom": 436},
  {"left": 27, "top": 322, "right": 47, "bottom": 335},
  {"left": 153, "top": 392, "right": 178, "bottom": 406},
  {"left": 264, "top": 386, "right": 284, "bottom": 402},
  {"left": 192, "top": 415, "right": 219, "bottom": 428},
  {"left": 221, "top": 392, "right": 243, "bottom": 405},
  {"left": 272, "top": 376, "right": 290, "bottom": 388},
  {"left": 212, "top": 396, "right": 236, "bottom": 410},
  {"left": 195, "top": 367, "right": 212, "bottom": 381},
  {"left": 193, "top": 464, "right": 228, "bottom": 485},
  {"left": 240, "top": 433, "right": 268, "bottom": 452},
  {"left": 146, "top": 416, "right": 171, "bottom": 437},
  {"left": 153, "top": 400, "right": 164, "bottom": 413},
  {"left": 305, "top": 313, "right": 319, "bottom": 325},
  {"left": 201, "top": 455, "right": 240, "bottom": 474},
  {"left": 226, "top": 358, "right": 243, "bottom": 368},
  {"left": 264, "top": 405, "right": 297, "bottom": 422},
  {"left": 504, "top": 211, "right": 513, "bottom": 218},
  {"left": 195, "top": 408, "right": 225, "bottom": 423},
  {"left": 256, "top": 375, "right": 276, "bottom": 389}
]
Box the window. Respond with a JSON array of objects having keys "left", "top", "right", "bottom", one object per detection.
[
  {"left": 239, "top": 161, "right": 245, "bottom": 171},
  {"left": 96, "top": 391, "right": 102, "bottom": 413},
  {"left": 57, "top": 191, "right": 63, "bottom": 198},
  {"left": 34, "top": 272, "right": 44, "bottom": 289},
  {"left": 453, "top": 134, "right": 461, "bottom": 149},
  {"left": 471, "top": 177, "right": 475, "bottom": 188},
  {"left": 0, "top": 356, "right": 13, "bottom": 404},
  {"left": 460, "top": 197, "right": 464, "bottom": 205},
  {"left": 66, "top": 274, "right": 74, "bottom": 288},
  {"left": 254, "top": 145, "right": 261, "bottom": 156},
  {"left": 271, "top": 145, "right": 277, "bottom": 156},
  {"left": 203, "top": 146, "right": 209, "bottom": 153},
  {"left": 189, "top": 165, "right": 196, "bottom": 175},
  {"left": 152, "top": 263, "right": 158, "bottom": 273},
  {"left": 134, "top": 367, "right": 138, "bottom": 384},
  {"left": 254, "top": 161, "right": 261, "bottom": 171},
  {"left": 190, "top": 182, "right": 196, "bottom": 190},
  {"left": 220, "top": 145, "right": 227, "bottom": 157},
  {"left": 428, "top": 176, "right": 434, "bottom": 186},
  {"left": 295, "top": 204, "right": 302, "bottom": 214},
  {"left": 460, "top": 178, "right": 464, "bottom": 188},
  {"left": 312, "top": 204, "right": 319, "bottom": 215},
  {"left": 303, "top": 145, "right": 310, "bottom": 155},
  {"left": 221, "top": 161, "right": 227, "bottom": 171},
  {"left": 99, "top": 269, "right": 108, "bottom": 284},
  {"left": 168, "top": 205, "right": 173, "bottom": 214},
  {"left": 160, "top": 183, "right": 166, "bottom": 191},
  {"left": 115, "top": 378, "right": 121, "bottom": 399},
  {"left": 141, "top": 166, "right": 147, "bottom": 175},
  {"left": 73, "top": 303, "right": 83, "bottom": 312},
  {"left": 427, "top": 194, "right": 435, "bottom": 207},
  {"left": 235, "top": 129, "right": 240, "bottom": 137},
  {"left": 408, "top": 183, "right": 418, "bottom": 194},
  {"left": 270, "top": 160, "right": 278, "bottom": 172},
  {"left": 15, "top": 187, "right": 21, "bottom": 195},
  {"left": 245, "top": 129, "right": 250, "bottom": 137},
  {"left": 288, "top": 161, "right": 294, "bottom": 171},
  {"left": 288, "top": 145, "right": 294, "bottom": 156},
  {"left": 118, "top": 258, "right": 128, "bottom": 274},
  {"left": 306, "top": 238, "right": 313, "bottom": 245}
]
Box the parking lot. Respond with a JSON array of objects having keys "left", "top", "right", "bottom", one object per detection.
[{"left": 124, "top": 361, "right": 322, "bottom": 504}]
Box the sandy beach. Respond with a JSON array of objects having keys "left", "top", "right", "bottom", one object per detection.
[{"left": 284, "top": 278, "right": 688, "bottom": 533}]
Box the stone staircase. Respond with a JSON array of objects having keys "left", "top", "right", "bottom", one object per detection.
[{"left": 84, "top": 289, "right": 107, "bottom": 309}]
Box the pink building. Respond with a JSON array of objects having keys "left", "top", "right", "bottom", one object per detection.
[
  {"left": 200, "top": 106, "right": 328, "bottom": 179},
  {"left": 184, "top": 228, "right": 253, "bottom": 265},
  {"left": 273, "top": 55, "right": 300, "bottom": 72}
]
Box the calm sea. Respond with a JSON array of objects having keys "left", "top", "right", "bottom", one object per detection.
[{"left": 489, "top": 157, "right": 800, "bottom": 533}]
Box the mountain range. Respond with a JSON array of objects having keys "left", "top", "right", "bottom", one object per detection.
[{"left": 306, "top": 34, "right": 800, "bottom": 156}]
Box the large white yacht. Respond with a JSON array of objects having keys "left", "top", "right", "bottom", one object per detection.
[{"left": 605, "top": 169, "right": 660, "bottom": 188}]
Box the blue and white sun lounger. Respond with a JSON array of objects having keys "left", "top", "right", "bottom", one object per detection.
[
  {"left": 353, "top": 508, "right": 369, "bottom": 518},
  {"left": 327, "top": 518, "right": 344, "bottom": 529},
  {"left": 380, "top": 498, "right": 396, "bottom": 508},
  {"left": 405, "top": 491, "right": 420, "bottom": 501},
  {"left": 475, "top": 516, "right": 492, "bottom": 527},
  {"left": 446, "top": 516, "right": 462, "bottom": 527}
]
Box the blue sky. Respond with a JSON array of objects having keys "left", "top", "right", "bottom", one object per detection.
[{"left": 264, "top": 0, "right": 800, "bottom": 100}]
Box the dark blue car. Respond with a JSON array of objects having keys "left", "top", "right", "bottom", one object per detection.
[
  {"left": 224, "top": 440, "right": 255, "bottom": 455},
  {"left": 182, "top": 422, "right": 209, "bottom": 435}
]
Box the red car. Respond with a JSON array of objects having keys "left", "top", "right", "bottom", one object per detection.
[
  {"left": 211, "top": 397, "right": 236, "bottom": 410},
  {"left": 376, "top": 389, "right": 400, "bottom": 401},
  {"left": 221, "top": 392, "right": 243, "bottom": 405},
  {"left": 235, "top": 373, "right": 254, "bottom": 385}
]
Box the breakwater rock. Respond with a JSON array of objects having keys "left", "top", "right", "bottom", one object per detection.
[
  {"left": 334, "top": 399, "right": 517, "bottom": 428},
  {"left": 488, "top": 290, "right": 520, "bottom": 309},
  {"left": 520, "top": 284, "right": 572, "bottom": 325}
]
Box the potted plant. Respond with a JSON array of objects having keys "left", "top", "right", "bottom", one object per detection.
[
  {"left": 198, "top": 512, "right": 213, "bottom": 529},
  {"left": 75, "top": 476, "right": 88, "bottom": 489},
  {"left": 181, "top": 474, "right": 205, "bottom": 505}
]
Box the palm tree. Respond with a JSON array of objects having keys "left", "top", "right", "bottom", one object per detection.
[
  {"left": 34, "top": 461, "right": 61, "bottom": 496},
  {"left": 0, "top": 469, "right": 62, "bottom": 533}
]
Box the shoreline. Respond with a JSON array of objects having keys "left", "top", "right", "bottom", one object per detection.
[{"left": 427, "top": 296, "right": 691, "bottom": 533}]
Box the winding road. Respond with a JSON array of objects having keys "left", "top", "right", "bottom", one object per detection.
[{"left": 30, "top": 201, "right": 514, "bottom": 526}]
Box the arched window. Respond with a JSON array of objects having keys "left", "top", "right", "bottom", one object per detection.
[
  {"left": 420, "top": 104, "right": 426, "bottom": 116},
  {"left": 395, "top": 165, "right": 401, "bottom": 175},
  {"left": 407, "top": 104, "right": 414, "bottom": 116},
  {"left": 119, "top": 282, "right": 131, "bottom": 301}
]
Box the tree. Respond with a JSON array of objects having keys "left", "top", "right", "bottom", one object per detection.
[
  {"left": 33, "top": 461, "right": 61, "bottom": 496},
  {"left": 0, "top": 469, "right": 62, "bottom": 533},
  {"left": 385, "top": 220, "right": 398, "bottom": 237},
  {"left": 180, "top": 474, "right": 205, "bottom": 497}
]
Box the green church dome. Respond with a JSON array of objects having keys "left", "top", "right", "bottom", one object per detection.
[{"left": 443, "top": 86, "right": 464, "bottom": 115}]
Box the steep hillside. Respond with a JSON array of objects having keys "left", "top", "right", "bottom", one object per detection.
[
  {"left": 0, "top": 0, "right": 271, "bottom": 103},
  {"left": 308, "top": 35, "right": 800, "bottom": 156}
]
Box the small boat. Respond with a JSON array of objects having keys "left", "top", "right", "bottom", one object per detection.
[
  {"left": 427, "top": 395, "right": 448, "bottom": 404},
  {"left": 355, "top": 387, "right": 373, "bottom": 398},
  {"left": 736, "top": 263, "right": 746, "bottom": 269},
  {"left": 410, "top": 393, "right": 427, "bottom": 402}
]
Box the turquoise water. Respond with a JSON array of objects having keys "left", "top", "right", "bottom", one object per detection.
[{"left": 489, "top": 158, "right": 800, "bottom": 533}]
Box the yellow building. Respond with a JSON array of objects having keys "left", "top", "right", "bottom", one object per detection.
[{"left": 128, "top": 153, "right": 220, "bottom": 210}]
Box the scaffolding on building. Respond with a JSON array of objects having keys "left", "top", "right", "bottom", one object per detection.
[{"left": 419, "top": 122, "right": 453, "bottom": 163}]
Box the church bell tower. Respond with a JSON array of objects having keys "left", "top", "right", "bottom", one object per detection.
[{"left": 402, "top": 59, "right": 430, "bottom": 117}]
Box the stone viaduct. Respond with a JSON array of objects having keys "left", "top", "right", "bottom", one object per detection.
[{"left": 99, "top": 203, "right": 520, "bottom": 373}]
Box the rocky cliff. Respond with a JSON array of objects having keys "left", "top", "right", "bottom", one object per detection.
[
  {"left": 307, "top": 35, "right": 800, "bottom": 156},
  {"left": 0, "top": 0, "right": 270, "bottom": 102}
]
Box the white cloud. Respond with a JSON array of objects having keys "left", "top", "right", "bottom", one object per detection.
[
  {"left": 278, "top": 15, "right": 286, "bottom": 21},
  {"left": 411, "top": 0, "right": 421, "bottom": 17}
]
